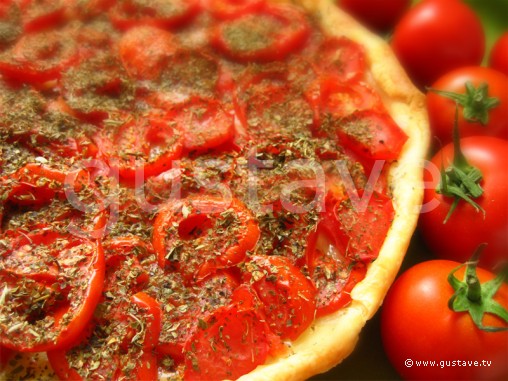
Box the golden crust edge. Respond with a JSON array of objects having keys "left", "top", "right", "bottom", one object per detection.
[{"left": 237, "top": 1, "right": 430, "bottom": 380}]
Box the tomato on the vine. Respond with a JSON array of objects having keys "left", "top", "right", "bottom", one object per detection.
[
  {"left": 339, "top": 0, "right": 410, "bottom": 32},
  {"left": 420, "top": 137, "right": 508, "bottom": 269},
  {"left": 489, "top": 32, "right": 508, "bottom": 77},
  {"left": 427, "top": 66, "right": 508, "bottom": 145},
  {"left": 392, "top": 0, "right": 485, "bottom": 88},
  {"left": 381, "top": 259, "right": 508, "bottom": 380}
]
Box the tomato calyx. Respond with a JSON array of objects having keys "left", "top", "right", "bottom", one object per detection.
[
  {"left": 429, "top": 81, "right": 500, "bottom": 126},
  {"left": 448, "top": 244, "right": 508, "bottom": 332},
  {"left": 437, "top": 107, "right": 484, "bottom": 223}
]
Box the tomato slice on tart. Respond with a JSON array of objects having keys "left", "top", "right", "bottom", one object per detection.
[
  {"left": 19, "top": 0, "right": 69, "bottom": 33},
  {"left": 211, "top": 3, "right": 310, "bottom": 62},
  {"left": 244, "top": 255, "right": 317, "bottom": 340},
  {"left": 147, "top": 50, "right": 230, "bottom": 105},
  {"left": 0, "top": 227, "right": 105, "bottom": 352},
  {"left": 60, "top": 52, "right": 135, "bottom": 122},
  {"left": 169, "top": 97, "right": 235, "bottom": 153},
  {"left": 338, "top": 110, "right": 408, "bottom": 160},
  {"left": 47, "top": 292, "right": 161, "bottom": 381},
  {"left": 109, "top": 0, "right": 200, "bottom": 30},
  {"left": 94, "top": 110, "right": 184, "bottom": 183},
  {"left": 0, "top": 26, "right": 79, "bottom": 87},
  {"left": 183, "top": 285, "right": 281, "bottom": 381},
  {"left": 118, "top": 25, "right": 178, "bottom": 81},
  {"left": 0, "top": 1, "right": 21, "bottom": 50},
  {"left": 209, "top": 0, "right": 266, "bottom": 19},
  {"left": 313, "top": 37, "right": 367, "bottom": 83},
  {"left": 153, "top": 195, "right": 260, "bottom": 282}
]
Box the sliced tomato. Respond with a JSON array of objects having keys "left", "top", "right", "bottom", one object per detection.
[
  {"left": 0, "top": 27, "right": 79, "bottom": 87},
  {"left": 329, "top": 190, "right": 395, "bottom": 262},
  {"left": 60, "top": 52, "right": 135, "bottom": 122},
  {"left": 0, "top": 345, "right": 15, "bottom": 368},
  {"left": 47, "top": 292, "right": 161, "bottom": 381},
  {"left": 153, "top": 195, "right": 260, "bottom": 281},
  {"left": 306, "top": 74, "right": 383, "bottom": 136},
  {"left": 313, "top": 37, "right": 366, "bottom": 83},
  {"left": 109, "top": 0, "right": 200, "bottom": 30},
  {"left": 0, "top": 227, "right": 105, "bottom": 352},
  {"left": 235, "top": 79, "right": 313, "bottom": 140},
  {"left": 208, "top": 0, "right": 266, "bottom": 19},
  {"left": 19, "top": 0, "right": 69, "bottom": 33},
  {"left": 0, "top": 1, "right": 21, "bottom": 49},
  {"left": 211, "top": 3, "right": 310, "bottom": 62},
  {"left": 338, "top": 110, "right": 408, "bottom": 160},
  {"left": 155, "top": 271, "right": 239, "bottom": 364},
  {"left": 244, "top": 255, "right": 316, "bottom": 340},
  {"left": 118, "top": 25, "right": 178, "bottom": 80},
  {"left": 69, "top": 0, "right": 116, "bottom": 20},
  {"left": 183, "top": 285, "right": 280, "bottom": 381},
  {"left": 95, "top": 110, "right": 183, "bottom": 183},
  {"left": 148, "top": 50, "right": 229, "bottom": 105},
  {"left": 170, "top": 97, "right": 235, "bottom": 153}
]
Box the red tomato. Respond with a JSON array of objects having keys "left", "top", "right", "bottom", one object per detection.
[
  {"left": 489, "top": 32, "right": 508, "bottom": 77},
  {"left": 94, "top": 110, "right": 184, "bottom": 183},
  {"left": 339, "top": 110, "right": 408, "bottom": 160},
  {"left": 339, "top": 0, "right": 410, "bottom": 32},
  {"left": 60, "top": 52, "right": 135, "bottom": 122},
  {"left": 427, "top": 66, "right": 508, "bottom": 145},
  {"left": 0, "top": 1, "right": 21, "bottom": 49},
  {"left": 0, "top": 27, "right": 79, "bottom": 87},
  {"left": 306, "top": 74, "right": 383, "bottom": 135},
  {"left": 170, "top": 97, "right": 235, "bottom": 153},
  {"left": 19, "top": 0, "right": 69, "bottom": 33},
  {"left": 208, "top": 0, "right": 265, "bottom": 19},
  {"left": 109, "top": 0, "right": 200, "bottom": 30},
  {"left": 420, "top": 137, "right": 508, "bottom": 269},
  {"left": 0, "top": 227, "right": 105, "bottom": 352},
  {"left": 183, "top": 285, "right": 280, "bottom": 381},
  {"left": 381, "top": 260, "right": 508, "bottom": 380},
  {"left": 47, "top": 292, "right": 161, "bottom": 381},
  {"left": 245, "top": 255, "right": 316, "bottom": 340},
  {"left": 148, "top": 50, "right": 228, "bottom": 104},
  {"left": 153, "top": 196, "right": 260, "bottom": 281},
  {"left": 312, "top": 37, "right": 366, "bottom": 83},
  {"left": 210, "top": 3, "right": 310, "bottom": 62},
  {"left": 118, "top": 25, "right": 178, "bottom": 80},
  {"left": 392, "top": 0, "right": 485, "bottom": 88},
  {"left": 154, "top": 271, "right": 240, "bottom": 364}
]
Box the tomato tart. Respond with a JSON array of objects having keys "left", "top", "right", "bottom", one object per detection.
[{"left": 0, "top": 0, "right": 428, "bottom": 380}]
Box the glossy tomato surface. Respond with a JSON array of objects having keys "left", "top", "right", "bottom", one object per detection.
[
  {"left": 489, "top": 32, "right": 508, "bottom": 76},
  {"left": 392, "top": 0, "right": 485, "bottom": 88},
  {"left": 381, "top": 260, "right": 508, "bottom": 380},
  {"left": 419, "top": 137, "right": 508, "bottom": 269},
  {"left": 339, "top": 0, "right": 410, "bottom": 32},
  {"left": 427, "top": 66, "right": 508, "bottom": 145}
]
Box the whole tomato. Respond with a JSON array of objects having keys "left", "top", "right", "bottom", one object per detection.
[
  {"left": 381, "top": 260, "right": 508, "bottom": 380},
  {"left": 338, "top": 0, "right": 410, "bottom": 32},
  {"left": 427, "top": 67, "right": 508, "bottom": 145},
  {"left": 419, "top": 137, "right": 508, "bottom": 269},
  {"left": 392, "top": 0, "right": 485, "bottom": 88},
  {"left": 489, "top": 32, "right": 508, "bottom": 76}
]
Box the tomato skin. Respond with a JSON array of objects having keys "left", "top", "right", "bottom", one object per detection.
[
  {"left": 0, "top": 228, "right": 105, "bottom": 353},
  {"left": 118, "top": 25, "right": 177, "bottom": 80},
  {"left": 381, "top": 260, "right": 508, "bottom": 380},
  {"left": 339, "top": 0, "right": 410, "bottom": 32},
  {"left": 392, "top": 0, "right": 485, "bottom": 88},
  {"left": 489, "top": 33, "right": 508, "bottom": 77},
  {"left": 419, "top": 137, "right": 508, "bottom": 269},
  {"left": 210, "top": 4, "right": 310, "bottom": 63},
  {"left": 427, "top": 67, "right": 508, "bottom": 145},
  {"left": 245, "top": 255, "right": 316, "bottom": 340}
]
